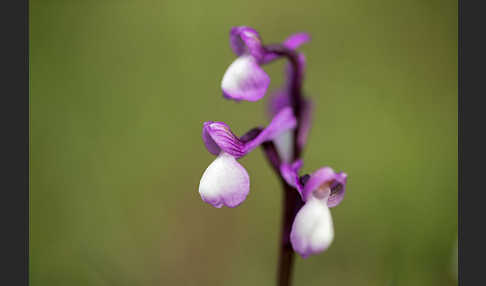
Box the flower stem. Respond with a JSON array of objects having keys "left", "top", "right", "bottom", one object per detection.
[
  {"left": 262, "top": 141, "right": 303, "bottom": 286},
  {"left": 278, "top": 182, "right": 304, "bottom": 286},
  {"left": 263, "top": 44, "right": 305, "bottom": 286}
]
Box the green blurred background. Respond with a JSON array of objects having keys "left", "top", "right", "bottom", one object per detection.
[{"left": 30, "top": 0, "right": 457, "bottom": 285}]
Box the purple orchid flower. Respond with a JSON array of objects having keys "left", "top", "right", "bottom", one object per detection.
[
  {"left": 221, "top": 27, "right": 311, "bottom": 102},
  {"left": 280, "top": 161, "right": 347, "bottom": 258},
  {"left": 221, "top": 26, "right": 269, "bottom": 102},
  {"left": 199, "top": 107, "right": 296, "bottom": 208},
  {"left": 200, "top": 26, "right": 349, "bottom": 284}
]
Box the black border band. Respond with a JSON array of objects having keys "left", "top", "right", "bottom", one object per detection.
[
  {"left": 459, "top": 0, "right": 486, "bottom": 285},
  {"left": 0, "top": 0, "right": 29, "bottom": 285}
]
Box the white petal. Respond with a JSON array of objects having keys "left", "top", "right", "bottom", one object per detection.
[
  {"left": 290, "top": 197, "right": 334, "bottom": 258},
  {"left": 221, "top": 55, "right": 270, "bottom": 102},
  {"left": 198, "top": 152, "right": 250, "bottom": 208}
]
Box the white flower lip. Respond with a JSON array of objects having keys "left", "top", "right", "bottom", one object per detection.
[
  {"left": 290, "top": 197, "right": 334, "bottom": 258},
  {"left": 221, "top": 55, "right": 270, "bottom": 102},
  {"left": 198, "top": 152, "right": 250, "bottom": 208}
]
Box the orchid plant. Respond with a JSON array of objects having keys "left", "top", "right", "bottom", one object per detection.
[{"left": 198, "top": 26, "right": 348, "bottom": 286}]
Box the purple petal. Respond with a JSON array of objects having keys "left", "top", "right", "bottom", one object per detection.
[
  {"left": 202, "top": 107, "right": 296, "bottom": 159},
  {"left": 202, "top": 121, "right": 246, "bottom": 158},
  {"left": 202, "top": 122, "right": 222, "bottom": 155},
  {"left": 291, "top": 160, "right": 303, "bottom": 173},
  {"left": 221, "top": 55, "right": 270, "bottom": 102},
  {"left": 302, "top": 167, "right": 348, "bottom": 208},
  {"left": 327, "top": 172, "right": 347, "bottom": 208},
  {"left": 229, "top": 26, "right": 265, "bottom": 61},
  {"left": 283, "top": 33, "right": 311, "bottom": 50},
  {"left": 290, "top": 197, "right": 334, "bottom": 258},
  {"left": 280, "top": 160, "right": 304, "bottom": 194},
  {"left": 199, "top": 152, "right": 250, "bottom": 208},
  {"left": 244, "top": 107, "right": 296, "bottom": 152}
]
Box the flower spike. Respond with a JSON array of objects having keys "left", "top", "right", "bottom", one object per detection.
[{"left": 200, "top": 27, "right": 350, "bottom": 268}]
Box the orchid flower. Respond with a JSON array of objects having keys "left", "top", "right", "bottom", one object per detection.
[
  {"left": 199, "top": 26, "right": 350, "bottom": 284},
  {"left": 221, "top": 26, "right": 269, "bottom": 101},
  {"left": 221, "top": 27, "right": 311, "bottom": 103},
  {"left": 199, "top": 107, "right": 296, "bottom": 208},
  {"left": 281, "top": 161, "right": 347, "bottom": 257}
]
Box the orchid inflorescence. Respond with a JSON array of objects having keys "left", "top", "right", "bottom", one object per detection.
[{"left": 198, "top": 26, "right": 348, "bottom": 259}]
